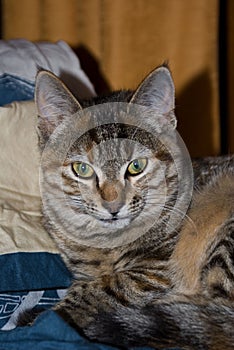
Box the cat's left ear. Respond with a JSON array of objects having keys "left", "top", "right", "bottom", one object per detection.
[
  {"left": 35, "top": 70, "right": 82, "bottom": 146},
  {"left": 130, "top": 66, "right": 176, "bottom": 129}
]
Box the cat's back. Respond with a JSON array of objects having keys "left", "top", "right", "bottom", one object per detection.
[
  {"left": 192, "top": 156, "right": 234, "bottom": 231},
  {"left": 192, "top": 154, "right": 234, "bottom": 188},
  {"left": 171, "top": 163, "right": 234, "bottom": 295}
]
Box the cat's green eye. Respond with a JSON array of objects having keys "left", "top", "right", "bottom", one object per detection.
[
  {"left": 72, "top": 162, "right": 94, "bottom": 178},
  {"left": 127, "top": 158, "right": 147, "bottom": 176}
]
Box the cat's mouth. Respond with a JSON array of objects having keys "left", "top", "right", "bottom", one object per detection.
[
  {"left": 100, "top": 217, "right": 118, "bottom": 222},
  {"left": 99, "top": 217, "right": 131, "bottom": 229}
]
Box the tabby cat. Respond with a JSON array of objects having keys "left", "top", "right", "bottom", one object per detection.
[{"left": 35, "top": 66, "right": 234, "bottom": 349}]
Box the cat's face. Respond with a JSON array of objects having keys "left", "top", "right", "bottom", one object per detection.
[
  {"left": 62, "top": 133, "right": 166, "bottom": 230},
  {"left": 35, "top": 66, "right": 192, "bottom": 248}
]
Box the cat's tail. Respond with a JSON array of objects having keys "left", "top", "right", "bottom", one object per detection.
[{"left": 86, "top": 295, "right": 234, "bottom": 350}]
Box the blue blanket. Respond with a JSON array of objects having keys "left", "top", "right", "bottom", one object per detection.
[
  {"left": 0, "top": 310, "right": 160, "bottom": 350},
  {"left": 0, "top": 310, "right": 119, "bottom": 350}
]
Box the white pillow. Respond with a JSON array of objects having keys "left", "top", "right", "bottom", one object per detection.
[{"left": 0, "top": 39, "right": 96, "bottom": 99}]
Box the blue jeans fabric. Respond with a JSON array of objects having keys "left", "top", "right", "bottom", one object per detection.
[{"left": 0, "top": 74, "right": 34, "bottom": 106}]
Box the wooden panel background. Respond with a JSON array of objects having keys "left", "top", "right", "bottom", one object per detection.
[{"left": 2, "top": 0, "right": 231, "bottom": 157}]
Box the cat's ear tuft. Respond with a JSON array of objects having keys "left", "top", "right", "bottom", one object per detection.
[
  {"left": 35, "top": 70, "right": 82, "bottom": 144},
  {"left": 130, "top": 66, "right": 176, "bottom": 129}
]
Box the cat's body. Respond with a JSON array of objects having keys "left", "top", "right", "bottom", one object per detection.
[{"left": 35, "top": 67, "right": 234, "bottom": 349}]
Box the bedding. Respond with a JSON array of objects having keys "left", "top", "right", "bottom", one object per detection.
[
  {"left": 0, "top": 100, "right": 72, "bottom": 329},
  {"left": 0, "top": 310, "right": 118, "bottom": 350},
  {"left": 0, "top": 74, "right": 34, "bottom": 105}
]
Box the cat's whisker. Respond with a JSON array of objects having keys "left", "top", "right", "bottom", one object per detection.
[{"left": 145, "top": 200, "right": 197, "bottom": 231}]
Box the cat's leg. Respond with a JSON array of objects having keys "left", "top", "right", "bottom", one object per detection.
[
  {"left": 54, "top": 280, "right": 234, "bottom": 350},
  {"left": 54, "top": 278, "right": 117, "bottom": 330},
  {"left": 53, "top": 270, "right": 170, "bottom": 336},
  {"left": 84, "top": 294, "right": 234, "bottom": 350}
]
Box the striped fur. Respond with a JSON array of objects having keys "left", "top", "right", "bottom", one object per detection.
[{"left": 35, "top": 67, "right": 234, "bottom": 349}]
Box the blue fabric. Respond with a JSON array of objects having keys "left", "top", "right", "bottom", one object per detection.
[
  {"left": 0, "top": 309, "right": 179, "bottom": 350},
  {"left": 0, "top": 252, "right": 72, "bottom": 292},
  {"left": 0, "top": 74, "right": 34, "bottom": 106},
  {"left": 0, "top": 310, "right": 119, "bottom": 350},
  {"left": 0, "top": 290, "right": 63, "bottom": 329},
  {"left": 0, "top": 252, "right": 72, "bottom": 331}
]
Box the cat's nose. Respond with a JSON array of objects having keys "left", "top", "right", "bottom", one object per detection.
[
  {"left": 100, "top": 181, "right": 119, "bottom": 202},
  {"left": 111, "top": 212, "right": 119, "bottom": 220},
  {"left": 100, "top": 181, "right": 125, "bottom": 215},
  {"left": 103, "top": 200, "right": 124, "bottom": 216}
]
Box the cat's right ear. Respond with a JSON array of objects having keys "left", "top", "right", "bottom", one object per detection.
[
  {"left": 130, "top": 66, "right": 176, "bottom": 130},
  {"left": 35, "top": 70, "right": 82, "bottom": 145}
]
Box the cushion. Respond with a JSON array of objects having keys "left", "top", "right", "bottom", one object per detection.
[
  {"left": 0, "top": 101, "right": 72, "bottom": 329},
  {"left": 0, "top": 39, "right": 96, "bottom": 106}
]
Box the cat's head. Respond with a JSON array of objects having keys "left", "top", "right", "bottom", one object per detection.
[{"left": 35, "top": 66, "right": 190, "bottom": 248}]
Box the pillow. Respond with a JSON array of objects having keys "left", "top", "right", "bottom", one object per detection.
[
  {"left": 0, "top": 101, "right": 72, "bottom": 329},
  {"left": 0, "top": 101, "right": 42, "bottom": 213},
  {"left": 0, "top": 39, "right": 96, "bottom": 106}
]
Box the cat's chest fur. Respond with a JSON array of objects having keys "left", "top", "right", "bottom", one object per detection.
[{"left": 44, "top": 215, "right": 175, "bottom": 279}]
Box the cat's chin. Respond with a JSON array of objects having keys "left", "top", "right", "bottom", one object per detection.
[{"left": 99, "top": 218, "right": 131, "bottom": 229}]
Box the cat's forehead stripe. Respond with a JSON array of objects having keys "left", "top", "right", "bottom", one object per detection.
[{"left": 69, "top": 123, "right": 173, "bottom": 162}]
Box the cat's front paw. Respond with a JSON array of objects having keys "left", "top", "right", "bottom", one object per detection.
[{"left": 53, "top": 280, "right": 103, "bottom": 329}]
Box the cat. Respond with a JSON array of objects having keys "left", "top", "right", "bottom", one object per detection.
[{"left": 35, "top": 65, "right": 234, "bottom": 349}]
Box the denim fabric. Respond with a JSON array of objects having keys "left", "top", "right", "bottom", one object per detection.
[
  {"left": 0, "top": 252, "right": 72, "bottom": 292},
  {"left": 0, "top": 310, "right": 119, "bottom": 349},
  {"left": 0, "top": 74, "right": 34, "bottom": 106}
]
